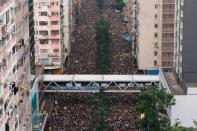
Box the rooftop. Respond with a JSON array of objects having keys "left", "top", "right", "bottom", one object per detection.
[{"left": 161, "top": 68, "right": 186, "bottom": 95}]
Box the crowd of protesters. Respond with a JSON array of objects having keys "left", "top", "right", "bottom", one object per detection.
[
  {"left": 104, "top": 0, "right": 134, "bottom": 74},
  {"left": 45, "top": 0, "right": 139, "bottom": 130},
  {"left": 64, "top": 0, "right": 135, "bottom": 74},
  {"left": 44, "top": 93, "right": 139, "bottom": 131},
  {"left": 64, "top": 0, "right": 99, "bottom": 74}
]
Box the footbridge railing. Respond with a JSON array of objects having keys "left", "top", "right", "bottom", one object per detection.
[{"left": 40, "top": 75, "right": 160, "bottom": 93}]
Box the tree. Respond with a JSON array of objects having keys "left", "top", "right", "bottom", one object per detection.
[
  {"left": 97, "top": 0, "right": 104, "bottom": 10},
  {"left": 95, "top": 20, "right": 110, "bottom": 74},
  {"left": 170, "top": 120, "right": 193, "bottom": 131},
  {"left": 95, "top": 88, "right": 109, "bottom": 131},
  {"left": 135, "top": 86, "right": 175, "bottom": 131},
  {"left": 112, "top": 0, "right": 125, "bottom": 10}
]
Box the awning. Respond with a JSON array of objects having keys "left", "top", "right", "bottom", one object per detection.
[{"left": 121, "top": 33, "right": 131, "bottom": 42}]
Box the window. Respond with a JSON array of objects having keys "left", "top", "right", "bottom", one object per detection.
[
  {"left": 155, "top": 4, "right": 159, "bottom": 9},
  {"left": 40, "top": 49, "right": 48, "bottom": 53},
  {"left": 39, "top": 31, "right": 48, "bottom": 35},
  {"left": 40, "top": 58, "right": 49, "bottom": 65},
  {"left": 52, "top": 58, "right": 60, "bottom": 62},
  {"left": 51, "top": 21, "right": 59, "bottom": 25},
  {"left": 154, "top": 23, "right": 158, "bottom": 28},
  {"left": 154, "top": 42, "right": 158, "bottom": 47},
  {"left": 154, "top": 51, "right": 158, "bottom": 56},
  {"left": 51, "top": 30, "right": 59, "bottom": 35},
  {"left": 40, "top": 39, "right": 48, "bottom": 44},
  {"left": 53, "top": 48, "right": 59, "bottom": 53},
  {"left": 12, "top": 46, "right": 16, "bottom": 55},
  {"left": 154, "top": 60, "right": 157, "bottom": 66},
  {"left": 154, "top": 33, "right": 158, "bottom": 38},
  {"left": 38, "top": 2, "right": 47, "bottom": 6},
  {"left": 50, "top": 2, "right": 59, "bottom": 6},
  {"left": 39, "top": 12, "right": 47, "bottom": 16},
  {"left": 155, "top": 14, "right": 158, "bottom": 19},
  {"left": 6, "top": 11, "right": 9, "bottom": 24},
  {"left": 39, "top": 21, "right": 48, "bottom": 26},
  {"left": 51, "top": 12, "right": 59, "bottom": 16},
  {"left": 51, "top": 39, "right": 59, "bottom": 44}
]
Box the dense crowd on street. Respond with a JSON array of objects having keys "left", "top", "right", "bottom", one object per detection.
[
  {"left": 45, "top": 93, "right": 95, "bottom": 131},
  {"left": 104, "top": 0, "right": 134, "bottom": 74},
  {"left": 45, "top": 0, "right": 139, "bottom": 130},
  {"left": 64, "top": 0, "right": 134, "bottom": 74},
  {"left": 64, "top": 0, "right": 99, "bottom": 74},
  {"left": 44, "top": 93, "right": 139, "bottom": 131}
]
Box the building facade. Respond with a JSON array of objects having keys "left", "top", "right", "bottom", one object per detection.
[
  {"left": 33, "top": 0, "right": 74, "bottom": 74},
  {"left": 129, "top": 0, "right": 177, "bottom": 74},
  {"left": 0, "top": 0, "right": 35, "bottom": 130},
  {"left": 174, "top": 0, "right": 184, "bottom": 80}
]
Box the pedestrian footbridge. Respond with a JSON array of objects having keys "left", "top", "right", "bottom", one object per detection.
[{"left": 41, "top": 75, "right": 159, "bottom": 92}]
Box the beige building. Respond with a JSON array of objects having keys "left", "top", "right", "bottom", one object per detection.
[
  {"left": 0, "top": 0, "right": 36, "bottom": 130},
  {"left": 128, "top": 0, "right": 176, "bottom": 73}
]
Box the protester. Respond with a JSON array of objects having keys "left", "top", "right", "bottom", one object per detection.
[
  {"left": 44, "top": 93, "right": 139, "bottom": 131},
  {"left": 64, "top": 0, "right": 135, "bottom": 74},
  {"left": 64, "top": 0, "right": 99, "bottom": 74}
]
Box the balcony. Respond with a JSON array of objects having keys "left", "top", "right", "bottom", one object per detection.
[
  {"left": 162, "top": 9, "right": 175, "bottom": 14},
  {"left": 49, "top": 25, "right": 60, "bottom": 30},
  {"left": 162, "top": 28, "right": 174, "bottom": 33},
  {"left": 49, "top": 16, "right": 60, "bottom": 21},
  {"left": 0, "top": 0, "right": 14, "bottom": 12},
  {"left": 162, "top": 19, "right": 174, "bottom": 23},
  {"left": 51, "top": 34, "right": 61, "bottom": 39},
  {"left": 162, "top": 37, "right": 174, "bottom": 42},
  {"left": 48, "top": 53, "right": 60, "bottom": 57},
  {"left": 163, "top": 0, "right": 175, "bottom": 4},
  {"left": 48, "top": 5, "right": 60, "bottom": 11},
  {"left": 162, "top": 47, "right": 174, "bottom": 52}
]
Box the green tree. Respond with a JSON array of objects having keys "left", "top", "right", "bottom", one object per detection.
[
  {"left": 170, "top": 120, "right": 193, "bottom": 131},
  {"left": 97, "top": 0, "right": 104, "bottom": 10},
  {"left": 95, "top": 20, "right": 110, "bottom": 74},
  {"left": 112, "top": 0, "right": 125, "bottom": 10},
  {"left": 95, "top": 88, "right": 109, "bottom": 131},
  {"left": 135, "top": 86, "right": 175, "bottom": 131}
]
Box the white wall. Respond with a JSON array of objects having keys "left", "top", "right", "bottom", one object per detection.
[
  {"left": 187, "top": 87, "right": 197, "bottom": 95},
  {"left": 171, "top": 95, "right": 197, "bottom": 127}
]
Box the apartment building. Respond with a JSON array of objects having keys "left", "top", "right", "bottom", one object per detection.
[
  {"left": 0, "top": 0, "right": 35, "bottom": 130},
  {"left": 129, "top": 0, "right": 176, "bottom": 74},
  {"left": 34, "top": 0, "right": 75, "bottom": 74}
]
